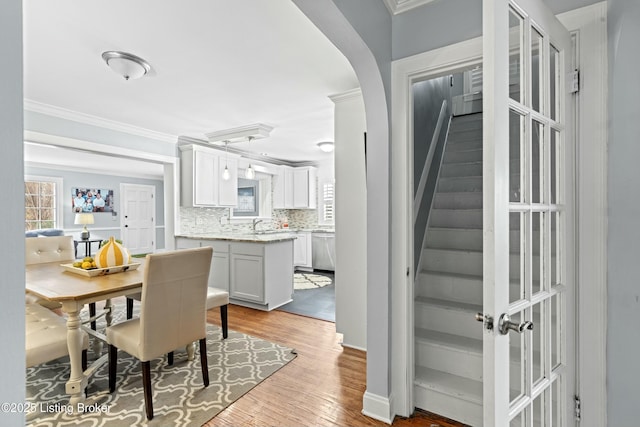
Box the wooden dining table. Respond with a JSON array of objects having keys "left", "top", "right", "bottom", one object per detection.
[{"left": 25, "top": 258, "right": 146, "bottom": 412}]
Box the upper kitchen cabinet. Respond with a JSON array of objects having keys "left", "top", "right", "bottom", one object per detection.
[
  {"left": 293, "top": 166, "right": 317, "bottom": 209},
  {"left": 274, "top": 165, "right": 316, "bottom": 209},
  {"left": 273, "top": 165, "right": 294, "bottom": 209},
  {"left": 180, "top": 144, "right": 238, "bottom": 207}
]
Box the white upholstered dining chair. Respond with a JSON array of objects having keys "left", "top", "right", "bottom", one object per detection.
[
  {"left": 106, "top": 246, "right": 213, "bottom": 420},
  {"left": 25, "top": 235, "right": 75, "bottom": 310}
]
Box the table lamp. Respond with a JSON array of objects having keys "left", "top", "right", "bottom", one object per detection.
[{"left": 75, "top": 213, "right": 94, "bottom": 240}]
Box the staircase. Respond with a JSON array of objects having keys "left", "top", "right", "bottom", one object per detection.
[{"left": 414, "top": 112, "right": 483, "bottom": 426}]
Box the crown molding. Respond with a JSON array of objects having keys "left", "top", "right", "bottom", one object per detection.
[
  {"left": 328, "top": 88, "right": 362, "bottom": 103},
  {"left": 383, "top": 0, "right": 438, "bottom": 15},
  {"left": 24, "top": 99, "right": 177, "bottom": 144}
]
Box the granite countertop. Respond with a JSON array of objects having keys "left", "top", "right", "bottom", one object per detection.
[{"left": 175, "top": 232, "right": 296, "bottom": 243}]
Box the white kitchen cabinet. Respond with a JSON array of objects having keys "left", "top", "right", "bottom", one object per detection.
[
  {"left": 274, "top": 166, "right": 316, "bottom": 209},
  {"left": 230, "top": 252, "right": 264, "bottom": 303},
  {"left": 180, "top": 144, "right": 238, "bottom": 207},
  {"left": 273, "top": 165, "right": 294, "bottom": 209},
  {"left": 293, "top": 231, "right": 312, "bottom": 271},
  {"left": 293, "top": 167, "right": 317, "bottom": 209},
  {"left": 229, "top": 240, "right": 293, "bottom": 311}
]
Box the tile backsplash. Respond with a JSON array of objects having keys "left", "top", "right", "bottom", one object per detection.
[{"left": 179, "top": 207, "right": 326, "bottom": 234}]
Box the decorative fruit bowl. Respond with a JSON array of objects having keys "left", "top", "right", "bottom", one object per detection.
[{"left": 61, "top": 262, "right": 141, "bottom": 277}]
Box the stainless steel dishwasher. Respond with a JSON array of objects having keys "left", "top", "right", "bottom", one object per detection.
[{"left": 312, "top": 232, "right": 335, "bottom": 271}]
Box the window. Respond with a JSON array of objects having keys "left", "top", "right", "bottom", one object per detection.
[
  {"left": 25, "top": 176, "right": 63, "bottom": 230},
  {"left": 233, "top": 178, "right": 260, "bottom": 217},
  {"left": 320, "top": 181, "right": 335, "bottom": 225}
]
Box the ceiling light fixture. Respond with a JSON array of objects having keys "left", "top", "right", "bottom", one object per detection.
[
  {"left": 317, "top": 141, "right": 334, "bottom": 153},
  {"left": 205, "top": 124, "right": 274, "bottom": 144},
  {"left": 245, "top": 137, "right": 256, "bottom": 179},
  {"left": 222, "top": 141, "right": 231, "bottom": 181},
  {"left": 101, "top": 51, "right": 151, "bottom": 80}
]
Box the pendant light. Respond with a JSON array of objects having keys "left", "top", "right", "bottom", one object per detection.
[
  {"left": 222, "top": 141, "right": 230, "bottom": 180},
  {"left": 245, "top": 136, "right": 256, "bottom": 179},
  {"left": 245, "top": 164, "right": 255, "bottom": 179}
]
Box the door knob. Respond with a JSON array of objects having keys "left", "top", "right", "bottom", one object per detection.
[
  {"left": 498, "top": 313, "right": 533, "bottom": 335},
  {"left": 475, "top": 312, "right": 494, "bottom": 331}
]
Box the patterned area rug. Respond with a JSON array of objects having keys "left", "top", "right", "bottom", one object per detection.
[
  {"left": 294, "top": 272, "right": 333, "bottom": 290},
  {"left": 25, "top": 300, "right": 296, "bottom": 426}
]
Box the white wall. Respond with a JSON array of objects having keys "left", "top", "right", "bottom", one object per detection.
[
  {"left": 332, "top": 89, "right": 367, "bottom": 350},
  {"left": 0, "top": 0, "right": 25, "bottom": 424},
  {"left": 607, "top": 0, "right": 640, "bottom": 425}
]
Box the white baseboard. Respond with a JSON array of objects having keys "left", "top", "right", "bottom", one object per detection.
[{"left": 362, "top": 391, "right": 394, "bottom": 424}]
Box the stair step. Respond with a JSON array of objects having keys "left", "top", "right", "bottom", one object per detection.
[
  {"left": 416, "top": 271, "right": 483, "bottom": 304},
  {"left": 426, "top": 227, "right": 483, "bottom": 251},
  {"left": 443, "top": 148, "right": 482, "bottom": 164},
  {"left": 429, "top": 209, "right": 482, "bottom": 229},
  {"left": 448, "top": 129, "right": 482, "bottom": 142},
  {"left": 423, "top": 248, "right": 482, "bottom": 276},
  {"left": 433, "top": 192, "right": 483, "bottom": 209},
  {"left": 440, "top": 161, "right": 483, "bottom": 178},
  {"left": 415, "top": 296, "right": 483, "bottom": 340},
  {"left": 415, "top": 328, "right": 482, "bottom": 380},
  {"left": 446, "top": 140, "right": 482, "bottom": 152},
  {"left": 437, "top": 176, "right": 482, "bottom": 193}
]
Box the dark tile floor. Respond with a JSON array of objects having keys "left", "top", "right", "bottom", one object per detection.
[{"left": 278, "top": 270, "right": 335, "bottom": 322}]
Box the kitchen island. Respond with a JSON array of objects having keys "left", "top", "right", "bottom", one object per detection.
[{"left": 176, "top": 233, "right": 295, "bottom": 311}]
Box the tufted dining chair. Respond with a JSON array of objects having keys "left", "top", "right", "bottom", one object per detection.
[
  {"left": 25, "top": 236, "right": 75, "bottom": 310},
  {"left": 106, "top": 246, "right": 213, "bottom": 420}
]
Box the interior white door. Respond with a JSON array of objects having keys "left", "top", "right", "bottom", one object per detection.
[
  {"left": 121, "top": 183, "right": 156, "bottom": 256},
  {"left": 482, "top": 0, "right": 575, "bottom": 425}
]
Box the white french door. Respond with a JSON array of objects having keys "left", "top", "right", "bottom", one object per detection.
[
  {"left": 482, "top": 0, "right": 575, "bottom": 426},
  {"left": 121, "top": 183, "right": 156, "bottom": 256}
]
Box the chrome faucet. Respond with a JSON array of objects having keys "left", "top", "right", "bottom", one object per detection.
[{"left": 252, "top": 218, "right": 264, "bottom": 232}]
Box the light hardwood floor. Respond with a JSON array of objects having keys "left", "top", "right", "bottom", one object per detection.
[{"left": 203, "top": 304, "right": 467, "bottom": 427}]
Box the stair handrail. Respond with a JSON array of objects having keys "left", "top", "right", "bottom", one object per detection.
[{"left": 413, "top": 99, "right": 448, "bottom": 224}]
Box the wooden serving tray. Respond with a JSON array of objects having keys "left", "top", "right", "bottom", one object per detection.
[{"left": 61, "top": 262, "right": 141, "bottom": 277}]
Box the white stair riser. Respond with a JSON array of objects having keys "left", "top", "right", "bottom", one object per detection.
[
  {"left": 416, "top": 340, "right": 482, "bottom": 380},
  {"left": 430, "top": 209, "right": 482, "bottom": 229},
  {"left": 438, "top": 176, "right": 482, "bottom": 193},
  {"left": 414, "top": 385, "right": 482, "bottom": 427},
  {"left": 426, "top": 228, "right": 483, "bottom": 251},
  {"left": 417, "top": 272, "right": 483, "bottom": 304},
  {"left": 446, "top": 140, "right": 482, "bottom": 152},
  {"left": 444, "top": 149, "right": 482, "bottom": 164},
  {"left": 441, "top": 162, "right": 483, "bottom": 177},
  {"left": 415, "top": 303, "right": 483, "bottom": 340},
  {"left": 433, "top": 192, "right": 483, "bottom": 209},
  {"left": 423, "top": 249, "right": 482, "bottom": 276}
]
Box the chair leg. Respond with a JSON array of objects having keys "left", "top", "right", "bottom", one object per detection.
[
  {"left": 82, "top": 349, "right": 88, "bottom": 371},
  {"left": 108, "top": 344, "right": 117, "bottom": 393},
  {"left": 89, "top": 303, "right": 97, "bottom": 330},
  {"left": 199, "top": 338, "right": 209, "bottom": 387},
  {"left": 167, "top": 351, "right": 173, "bottom": 366},
  {"left": 141, "top": 361, "right": 154, "bottom": 420},
  {"left": 220, "top": 304, "right": 228, "bottom": 339},
  {"left": 126, "top": 298, "right": 134, "bottom": 320}
]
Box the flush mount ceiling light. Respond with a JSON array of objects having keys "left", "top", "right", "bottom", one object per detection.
[
  {"left": 317, "top": 141, "right": 334, "bottom": 153},
  {"left": 101, "top": 51, "right": 151, "bottom": 80}
]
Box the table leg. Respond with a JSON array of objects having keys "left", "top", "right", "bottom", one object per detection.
[{"left": 62, "top": 302, "right": 87, "bottom": 413}]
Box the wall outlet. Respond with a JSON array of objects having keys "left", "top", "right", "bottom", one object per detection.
[{"left": 196, "top": 217, "right": 204, "bottom": 225}]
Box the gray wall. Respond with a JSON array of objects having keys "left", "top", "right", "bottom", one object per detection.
[
  {"left": 0, "top": 0, "right": 25, "bottom": 424},
  {"left": 26, "top": 166, "right": 165, "bottom": 251},
  {"left": 607, "top": 0, "right": 640, "bottom": 425}
]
